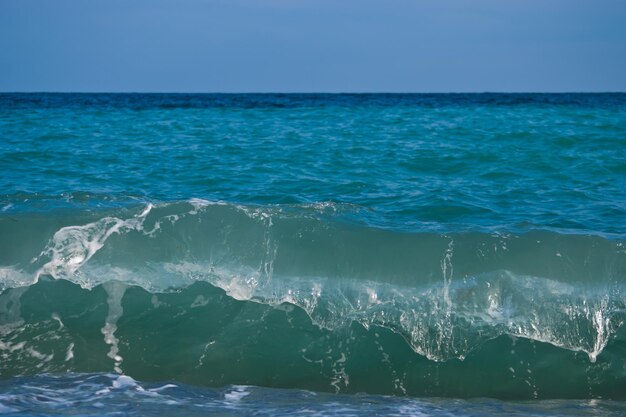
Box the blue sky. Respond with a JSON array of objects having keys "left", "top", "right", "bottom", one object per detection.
[{"left": 1, "top": 0, "right": 625, "bottom": 92}]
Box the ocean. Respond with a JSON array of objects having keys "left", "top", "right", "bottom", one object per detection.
[{"left": 1, "top": 93, "right": 625, "bottom": 415}]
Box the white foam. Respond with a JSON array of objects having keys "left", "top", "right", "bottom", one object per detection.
[
  {"left": 0, "top": 266, "right": 35, "bottom": 291},
  {"left": 101, "top": 282, "right": 127, "bottom": 374},
  {"left": 223, "top": 386, "right": 250, "bottom": 402},
  {"left": 26, "top": 347, "right": 53, "bottom": 362},
  {"left": 65, "top": 343, "right": 74, "bottom": 361},
  {"left": 191, "top": 295, "right": 209, "bottom": 308},
  {"left": 112, "top": 375, "right": 139, "bottom": 389},
  {"left": 589, "top": 297, "right": 611, "bottom": 363},
  {"left": 34, "top": 204, "right": 154, "bottom": 288},
  {"left": 148, "top": 384, "right": 178, "bottom": 392},
  {"left": 51, "top": 313, "right": 64, "bottom": 329}
]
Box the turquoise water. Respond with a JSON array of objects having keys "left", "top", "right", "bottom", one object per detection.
[{"left": 1, "top": 93, "right": 626, "bottom": 415}]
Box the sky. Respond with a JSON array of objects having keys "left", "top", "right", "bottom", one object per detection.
[{"left": 1, "top": 0, "right": 626, "bottom": 93}]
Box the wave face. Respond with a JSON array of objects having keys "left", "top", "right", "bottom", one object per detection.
[
  {"left": 2, "top": 93, "right": 626, "bottom": 401},
  {"left": 1, "top": 201, "right": 625, "bottom": 399}
]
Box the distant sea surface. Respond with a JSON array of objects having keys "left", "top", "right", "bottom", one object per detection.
[{"left": 1, "top": 93, "right": 626, "bottom": 416}]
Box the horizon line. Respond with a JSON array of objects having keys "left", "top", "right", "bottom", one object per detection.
[{"left": 2, "top": 91, "right": 626, "bottom": 95}]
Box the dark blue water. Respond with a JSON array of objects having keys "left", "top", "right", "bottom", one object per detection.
[{"left": 1, "top": 94, "right": 626, "bottom": 415}]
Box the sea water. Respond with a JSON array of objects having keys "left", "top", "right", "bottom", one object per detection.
[{"left": 1, "top": 93, "right": 625, "bottom": 415}]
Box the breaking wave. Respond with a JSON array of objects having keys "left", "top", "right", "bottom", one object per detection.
[{"left": 1, "top": 200, "right": 625, "bottom": 398}]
